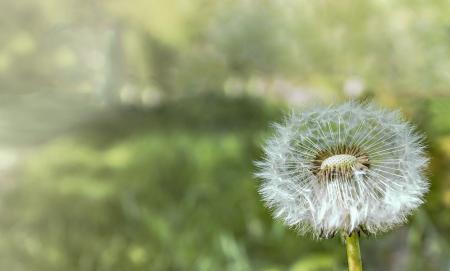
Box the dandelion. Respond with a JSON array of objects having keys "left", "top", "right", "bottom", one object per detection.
[{"left": 255, "top": 102, "right": 429, "bottom": 270}]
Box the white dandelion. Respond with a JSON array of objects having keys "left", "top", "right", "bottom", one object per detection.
[{"left": 255, "top": 102, "right": 429, "bottom": 239}]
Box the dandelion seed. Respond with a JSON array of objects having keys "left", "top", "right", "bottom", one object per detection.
[{"left": 255, "top": 102, "right": 429, "bottom": 239}]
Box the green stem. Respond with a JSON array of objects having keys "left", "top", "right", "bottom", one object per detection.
[{"left": 345, "top": 233, "right": 363, "bottom": 271}]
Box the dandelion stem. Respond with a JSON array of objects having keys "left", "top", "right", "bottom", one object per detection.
[{"left": 345, "top": 233, "right": 363, "bottom": 271}]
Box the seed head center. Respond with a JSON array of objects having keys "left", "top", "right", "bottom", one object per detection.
[{"left": 320, "top": 154, "right": 357, "bottom": 170}]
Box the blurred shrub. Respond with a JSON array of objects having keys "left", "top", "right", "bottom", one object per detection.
[{"left": 0, "top": 96, "right": 344, "bottom": 271}]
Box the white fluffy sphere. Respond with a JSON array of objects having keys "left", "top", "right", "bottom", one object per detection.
[{"left": 255, "top": 102, "right": 429, "bottom": 238}]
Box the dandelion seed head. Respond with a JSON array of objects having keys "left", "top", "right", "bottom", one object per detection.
[{"left": 255, "top": 102, "right": 429, "bottom": 238}]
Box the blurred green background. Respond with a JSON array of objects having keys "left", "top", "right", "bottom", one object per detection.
[{"left": 0, "top": 0, "right": 449, "bottom": 270}]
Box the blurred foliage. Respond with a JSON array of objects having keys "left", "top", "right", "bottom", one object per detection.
[
  {"left": 0, "top": 0, "right": 449, "bottom": 271},
  {"left": 0, "top": 96, "right": 346, "bottom": 271}
]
